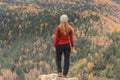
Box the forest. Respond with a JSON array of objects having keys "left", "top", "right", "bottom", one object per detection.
[{"left": 0, "top": 0, "right": 120, "bottom": 80}]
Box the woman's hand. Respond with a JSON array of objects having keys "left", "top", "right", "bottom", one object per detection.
[
  {"left": 71, "top": 47, "right": 77, "bottom": 55},
  {"left": 53, "top": 47, "right": 56, "bottom": 52}
]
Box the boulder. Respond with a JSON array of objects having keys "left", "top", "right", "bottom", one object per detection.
[{"left": 37, "top": 73, "right": 79, "bottom": 80}]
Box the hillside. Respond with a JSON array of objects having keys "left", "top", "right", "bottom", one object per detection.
[{"left": 0, "top": 0, "right": 120, "bottom": 80}]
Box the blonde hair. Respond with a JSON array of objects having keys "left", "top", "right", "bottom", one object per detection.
[{"left": 59, "top": 23, "right": 72, "bottom": 36}]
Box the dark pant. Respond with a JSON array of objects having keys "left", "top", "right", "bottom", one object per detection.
[{"left": 56, "top": 44, "right": 71, "bottom": 76}]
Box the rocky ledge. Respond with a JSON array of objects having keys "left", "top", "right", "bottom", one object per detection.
[{"left": 37, "top": 73, "right": 79, "bottom": 80}]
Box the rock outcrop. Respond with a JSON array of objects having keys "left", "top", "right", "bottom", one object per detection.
[{"left": 37, "top": 73, "right": 79, "bottom": 80}]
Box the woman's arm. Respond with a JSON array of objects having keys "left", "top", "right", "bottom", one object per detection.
[
  {"left": 54, "top": 27, "right": 59, "bottom": 50},
  {"left": 69, "top": 28, "right": 74, "bottom": 48}
]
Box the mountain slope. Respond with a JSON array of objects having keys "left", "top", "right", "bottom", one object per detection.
[
  {"left": 91, "top": 0, "right": 120, "bottom": 23},
  {"left": 83, "top": 10, "right": 120, "bottom": 33},
  {"left": 0, "top": 0, "right": 120, "bottom": 80}
]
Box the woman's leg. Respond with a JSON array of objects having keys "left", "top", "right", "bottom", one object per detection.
[
  {"left": 56, "top": 45, "right": 63, "bottom": 73},
  {"left": 63, "top": 44, "right": 71, "bottom": 76}
]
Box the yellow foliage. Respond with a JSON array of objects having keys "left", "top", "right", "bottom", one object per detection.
[
  {"left": 82, "top": 11, "right": 89, "bottom": 17},
  {"left": 39, "top": 61, "right": 45, "bottom": 66},
  {"left": 29, "top": 60, "right": 34, "bottom": 64},
  {"left": 81, "top": 32, "right": 85, "bottom": 38},
  {"left": 52, "top": 58, "right": 55, "bottom": 64},
  {"left": 8, "top": 30, "right": 12, "bottom": 36},
  {"left": 87, "top": 62, "right": 94, "bottom": 70},
  {"left": 24, "top": 60, "right": 33, "bottom": 64},
  {"left": 34, "top": 38, "right": 41, "bottom": 46},
  {"left": 43, "top": 44, "right": 47, "bottom": 49},
  {"left": 74, "top": 19, "right": 78, "bottom": 23},
  {"left": 81, "top": 58, "right": 87, "bottom": 65},
  {"left": 45, "top": 23, "right": 48, "bottom": 26},
  {"left": 18, "top": 25, "right": 22, "bottom": 29},
  {"left": 88, "top": 54, "right": 94, "bottom": 61},
  {"left": 24, "top": 61, "right": 28, "bottom": 65},
  {"left": 95, "top": 52, "right": 100, "bottom": 59},
  {"left": 8, "top": 30, "right": 12, "bottom": 39},
  {"left": 68, "top": 1, "right": 76, "bottom": 5},
  {"left": 1, "top": 69, "right": 17, "bottom": 80},
  {"left": 40, "top": 23, "right": 44, "bottom": 27},
  {"left": 39, "top": 53, "right": 44, "bottom": 58},
  {"left": 9, "top": 5, "right": 19, "bottom": 10},
  {"left": 24, "top": 5, "right": 39, "bottom": 13},
  {"left": 45, "top": 64, "right": 51, "bottom": 71},
  {"left": 91, "top": 35, "right": 112, "bottom": 48},
  {"left": 0, "top": 2, "right": 7, "bottom": 5},
  {"left": 87, "top": 73, "right": 94, "bottom": 80}
]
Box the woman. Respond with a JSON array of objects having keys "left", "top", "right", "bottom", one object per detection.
[{"left": 54, "top": 14, "right": 75, "bottom": 78}]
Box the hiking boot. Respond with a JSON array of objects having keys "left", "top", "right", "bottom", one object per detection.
[
  {"left": 63, "top": 75, "right": 68, "bottom": 78},
  {"left": 58, "top": 72, "right": 62, "bottom": 77}
]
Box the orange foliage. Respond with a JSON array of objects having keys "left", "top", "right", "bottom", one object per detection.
[
  {"left": 87, "top": 62, "right": 94, "bottom": 70},
  {"left": 1, "top": 69, "right": 17, "bottom": 80},
  {"left": 87, "top": 73, "right": 94, "bottom": 80},
  {"left": 0, "top": 2, "right": 7, "bottom": 5},
  {"left": 91, "top": 35, "right": 113, "bottom": 48},
  {"left": 81, "top": 58, "right": 87, "bottom": 65},
  {"left": 76, "top": 30, "right": 80, "bottom": 38},
  {"left": 68, "top": 1, "right": 76, "bottom": 5},
  {"left": 39, "top": 61, "right": 45, "bottom": 66},
  {"left": 42, "top": 44, "right": 47, "bottom": 49},
  {"left": 9, "top": 5, "right": 19, "bottom": 10},
  {"left": 82, "top": 11, "right": 89, "bottom": 17},
  {"left": 45, "top": 64, "right": 51, "bottom": 71},
  {"left": 23, "top": 5, "right": 43, "bottom": 13},
  {"left": 39, "top": 53, "right": 44, "bottom": 59},
  {"left": 25, "top": 68, "right": 41, "bottom": 80},
  {"left": 52, "top": 58, "right": 55, "bottom": 64},
  {"left": 29, "top": 60, "right": 34, "bottom": 64}
]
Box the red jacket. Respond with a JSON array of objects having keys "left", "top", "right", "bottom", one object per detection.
[{"left": 54, "top": 26, "right": 74, "bottom": 48}]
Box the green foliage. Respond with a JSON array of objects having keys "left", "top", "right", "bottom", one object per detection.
[
  {"left": 16, "top": 66, "right": 25, "bottom": 80},
  {"left": 103, "top": 32, "right": 120, "bottom": 79},
  {"left": 114, "top": 59, "right": 120, "bottom": 80},
  {"left": 93, "top": 56, "right": 106, "bottom": 71},
  {"left": 74, "top": 38, "right": 91, "bottom": 59}
]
